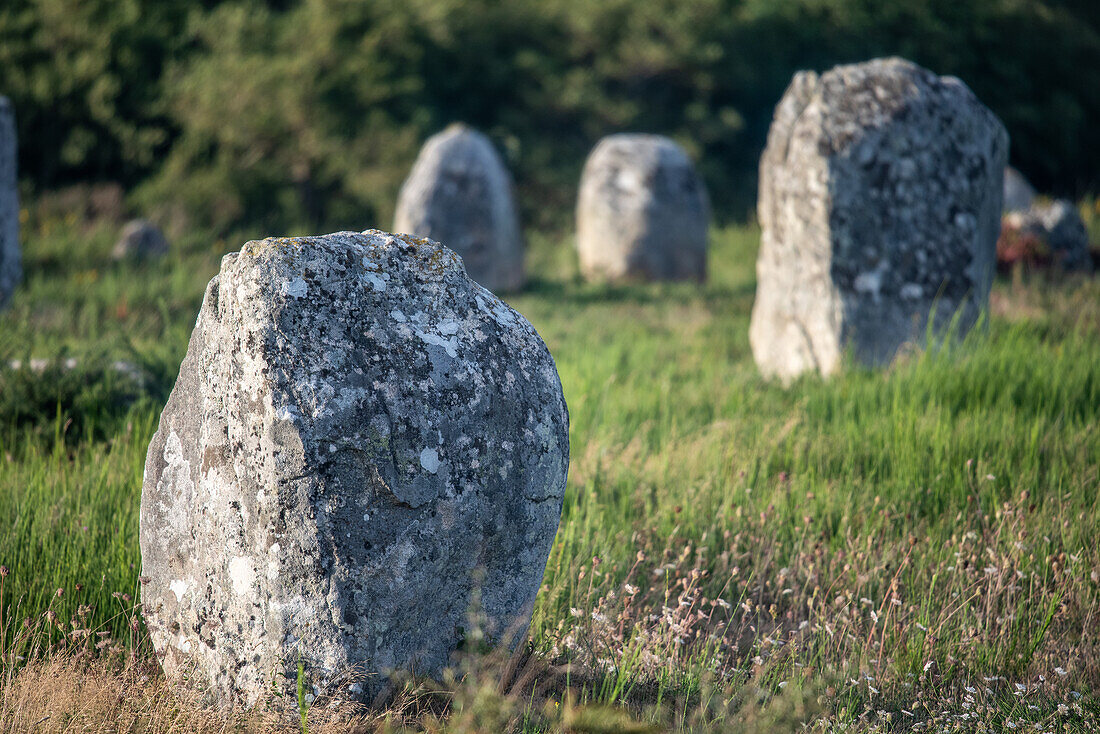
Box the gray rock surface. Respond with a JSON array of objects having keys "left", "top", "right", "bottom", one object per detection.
[
  {"left": 750, "top": 58, "right": 1007, "bottom": 382},
  {"left": 113, "top": 218, "right": 170, "bottom": 260},
  {"left": 140, "top": 230, "right": 569, "bottom": 708},
  {"left": 0, "top": 97, "right": 20, "bottom": 309},
  {"left": 393, "top": 124, "right": 524, "bottom": 293},
  {"left": 1003, "top": 166, "right": 1036, "bottom": 212},
  {"left": 1002, "top": 199, "right": 1092, "bottom": 271},
  {"left": 575, "top": 134, "right": 709, "bottom": 282}
]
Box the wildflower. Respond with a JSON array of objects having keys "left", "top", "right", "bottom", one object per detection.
[
  {"left": 624, "top": 583, "right": 639, "bottom": 595},
  {"left": 55, "top": 587, "right": 64, "bottom": 598},
  {"left": 1054, "top": 667, "right": 1068, "bottom": 677},
  {"left": 569, "top": 608, "right": 582, "bottom": 617},
  {"left": 0, "top": 565, "right": 8, "bottom": 578}
]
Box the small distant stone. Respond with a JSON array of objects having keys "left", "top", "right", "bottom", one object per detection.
[
  {"left": 113, "top": 219, "right": 169, "bottom": 261},
  {"left": 750, "top": 58, "right": 1007, "bottom": 382},
  {"left": 1000, "top": 200, "right": 1092, "bottom": 272},
  {"left": 140, "top": 230, "right": 569, "bottom": 708},
  {"left": 0, "top": 96, "right": 20, "bottom": 309},
  {"left": 394, "top": 124, "right": 524, "bottom": 293},
  {"left": 576, "top": 134, "right": 709, "bottom": 282},
  {"left": 1003, "top": 166, "right": 1036, "bottom": 212}
]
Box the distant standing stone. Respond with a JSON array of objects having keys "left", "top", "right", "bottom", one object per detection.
[
  {"left": 750, "top": 58, "right": 1007, "bottom": 382},
  {"left": 113, "top": 219, "right": 169, "bottom": 261},
  {"left": 1002, "top": 200, "right": 1092, "bottom": 271},
  {"left": 140, "top": 230, "right": 568, "bottom": 708},
  {"left": 394, "top": 124, "right": 524, "bottom": 293},
  {"left": 1002, "top": 166, "right": 1036, "bottom": 212},
  {"left": 0, "top": 96, "right": 20, "bottom": 309},
  {"left": 575, "top": 134, "right": 709, "bottom": 282}
]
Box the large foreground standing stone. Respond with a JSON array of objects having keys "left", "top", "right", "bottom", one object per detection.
[
  {"left": 0, "top": 97, "right": 19, "bottom": 309},
  {"left": 393, "top": 124, "right": 524, "bottom": 293},
  {"left": 750, "top": 58, "right": 1007, "bottom": 381},
  {"left": 576, "top": 134, "right": 709, "bottom": 282},
  {"left": 140, "top": 231, "right": 569, "bottom": 707}
]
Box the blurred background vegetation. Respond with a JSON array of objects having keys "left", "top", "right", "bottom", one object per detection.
[{"left": 1, "top": 0, "right": 1099, "bottom": 235}]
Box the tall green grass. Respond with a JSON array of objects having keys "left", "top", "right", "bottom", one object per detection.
[{"left": 1, "top": 219, "right": 1098, "bottom": 729}]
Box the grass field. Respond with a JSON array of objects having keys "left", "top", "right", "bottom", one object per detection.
[{"left": 1, "top": 209, "right": 1099, "bottom": 732}]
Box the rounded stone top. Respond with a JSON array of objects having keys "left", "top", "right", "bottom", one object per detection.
[
  {"left": 414, "top": 124, "right": 499, "bottom": 172},
  {"left": 393, "top": 125, "right": 524, "bottom": 292},
  {"left": 583, "top": 133, "right": 697, "bottom": 179},
  {"left": 790, "top": 56, "right": 1000, "bottom": 156}
]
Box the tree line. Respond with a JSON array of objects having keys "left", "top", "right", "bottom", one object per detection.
[{"left": 2, "top": 0, "right": 1098, "bottom": 233}]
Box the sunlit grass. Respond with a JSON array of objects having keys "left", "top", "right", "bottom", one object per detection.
[{"left": 1, "top": 216, "right": 1098, "bottom": 731}]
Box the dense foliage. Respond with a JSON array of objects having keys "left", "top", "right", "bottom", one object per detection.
[{"left": 2, "top": 0, "right": 1099, "bottom": 231}]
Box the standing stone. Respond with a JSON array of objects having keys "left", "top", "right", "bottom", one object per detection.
[
  {"left": 113, "top": 219, "right": 170, "bottom": 261},
  {"left": 140, "top": 231, "right": 569, "bottom": 708},
  {"left": 1002, "top": 166, "right": 1036, "bottom": 212},
  {"left": 0, "top": 97, "right": 19, "bottom": 309},
  {"left": 750, "top": 58, "right": 1007, "bottom": 382},
  {"left": 575, "top": 134, "right": 709, "bottom": 282},
  {"left": 393, "top": 124, "right": 524, "bottom": 293}
]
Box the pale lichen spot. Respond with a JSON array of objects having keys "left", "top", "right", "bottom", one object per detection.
[
  {"left": 229, "top": 556, "right": 255, "bottom": 597},
  {"left": 283, "top": 277, "right": 308, "bottom": 299},
  {"left": 419, "top": 447, "right": 440, "bottom": 474},
  {"left": 169, "top": 579, "right": 189, "bottom": 602}
]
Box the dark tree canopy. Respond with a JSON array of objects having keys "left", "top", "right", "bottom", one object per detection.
[{"left": 1, "top": 0, "right": 1098, "bottom": 231}]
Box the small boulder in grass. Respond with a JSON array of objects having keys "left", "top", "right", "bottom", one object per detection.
[
  {"left": 113, "top": 219, "right": 169, "bottom": 261},
  {"left": 999, "top": 200, "right": 1092, "bottom": 273},
  {"left": 0, "top": 96, "right": 19, "bottom": 309},
  {"left": 750, "top": 58, "right": 1007, "bottom": 382},
  {"left": 139, "top": 230, "right": 569, "bottom": 708},
  {"left": 575, "top": 134, "right": 710, "bottom": 282},
  {"left": 394, "top": 124, "right": 524, "bottom": 293}
]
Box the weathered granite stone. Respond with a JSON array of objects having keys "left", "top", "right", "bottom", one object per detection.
[
  {"left": 140, "top": 230, "right": 569, "bottom": 708},
  {"left": 575, "top": 134, "right": 709, "bottom": 282},
  {"left": 750, "top": 58, "right": 1007, "bottom": 382},
  {"left": 1003, "top": 166, "right": 1036, "bottom": 212},
  {"left": 1002, "top": 199, "right": 1092, "bottom": 271},
  {"left": 113, "top": 219, "right": 169, "bottom": 260},
  {"left": 393, "top": 124, "right": 524, "bottom": 293},
  {"left": 0, "top": 97, "right": 19, "bottom": 309}
]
